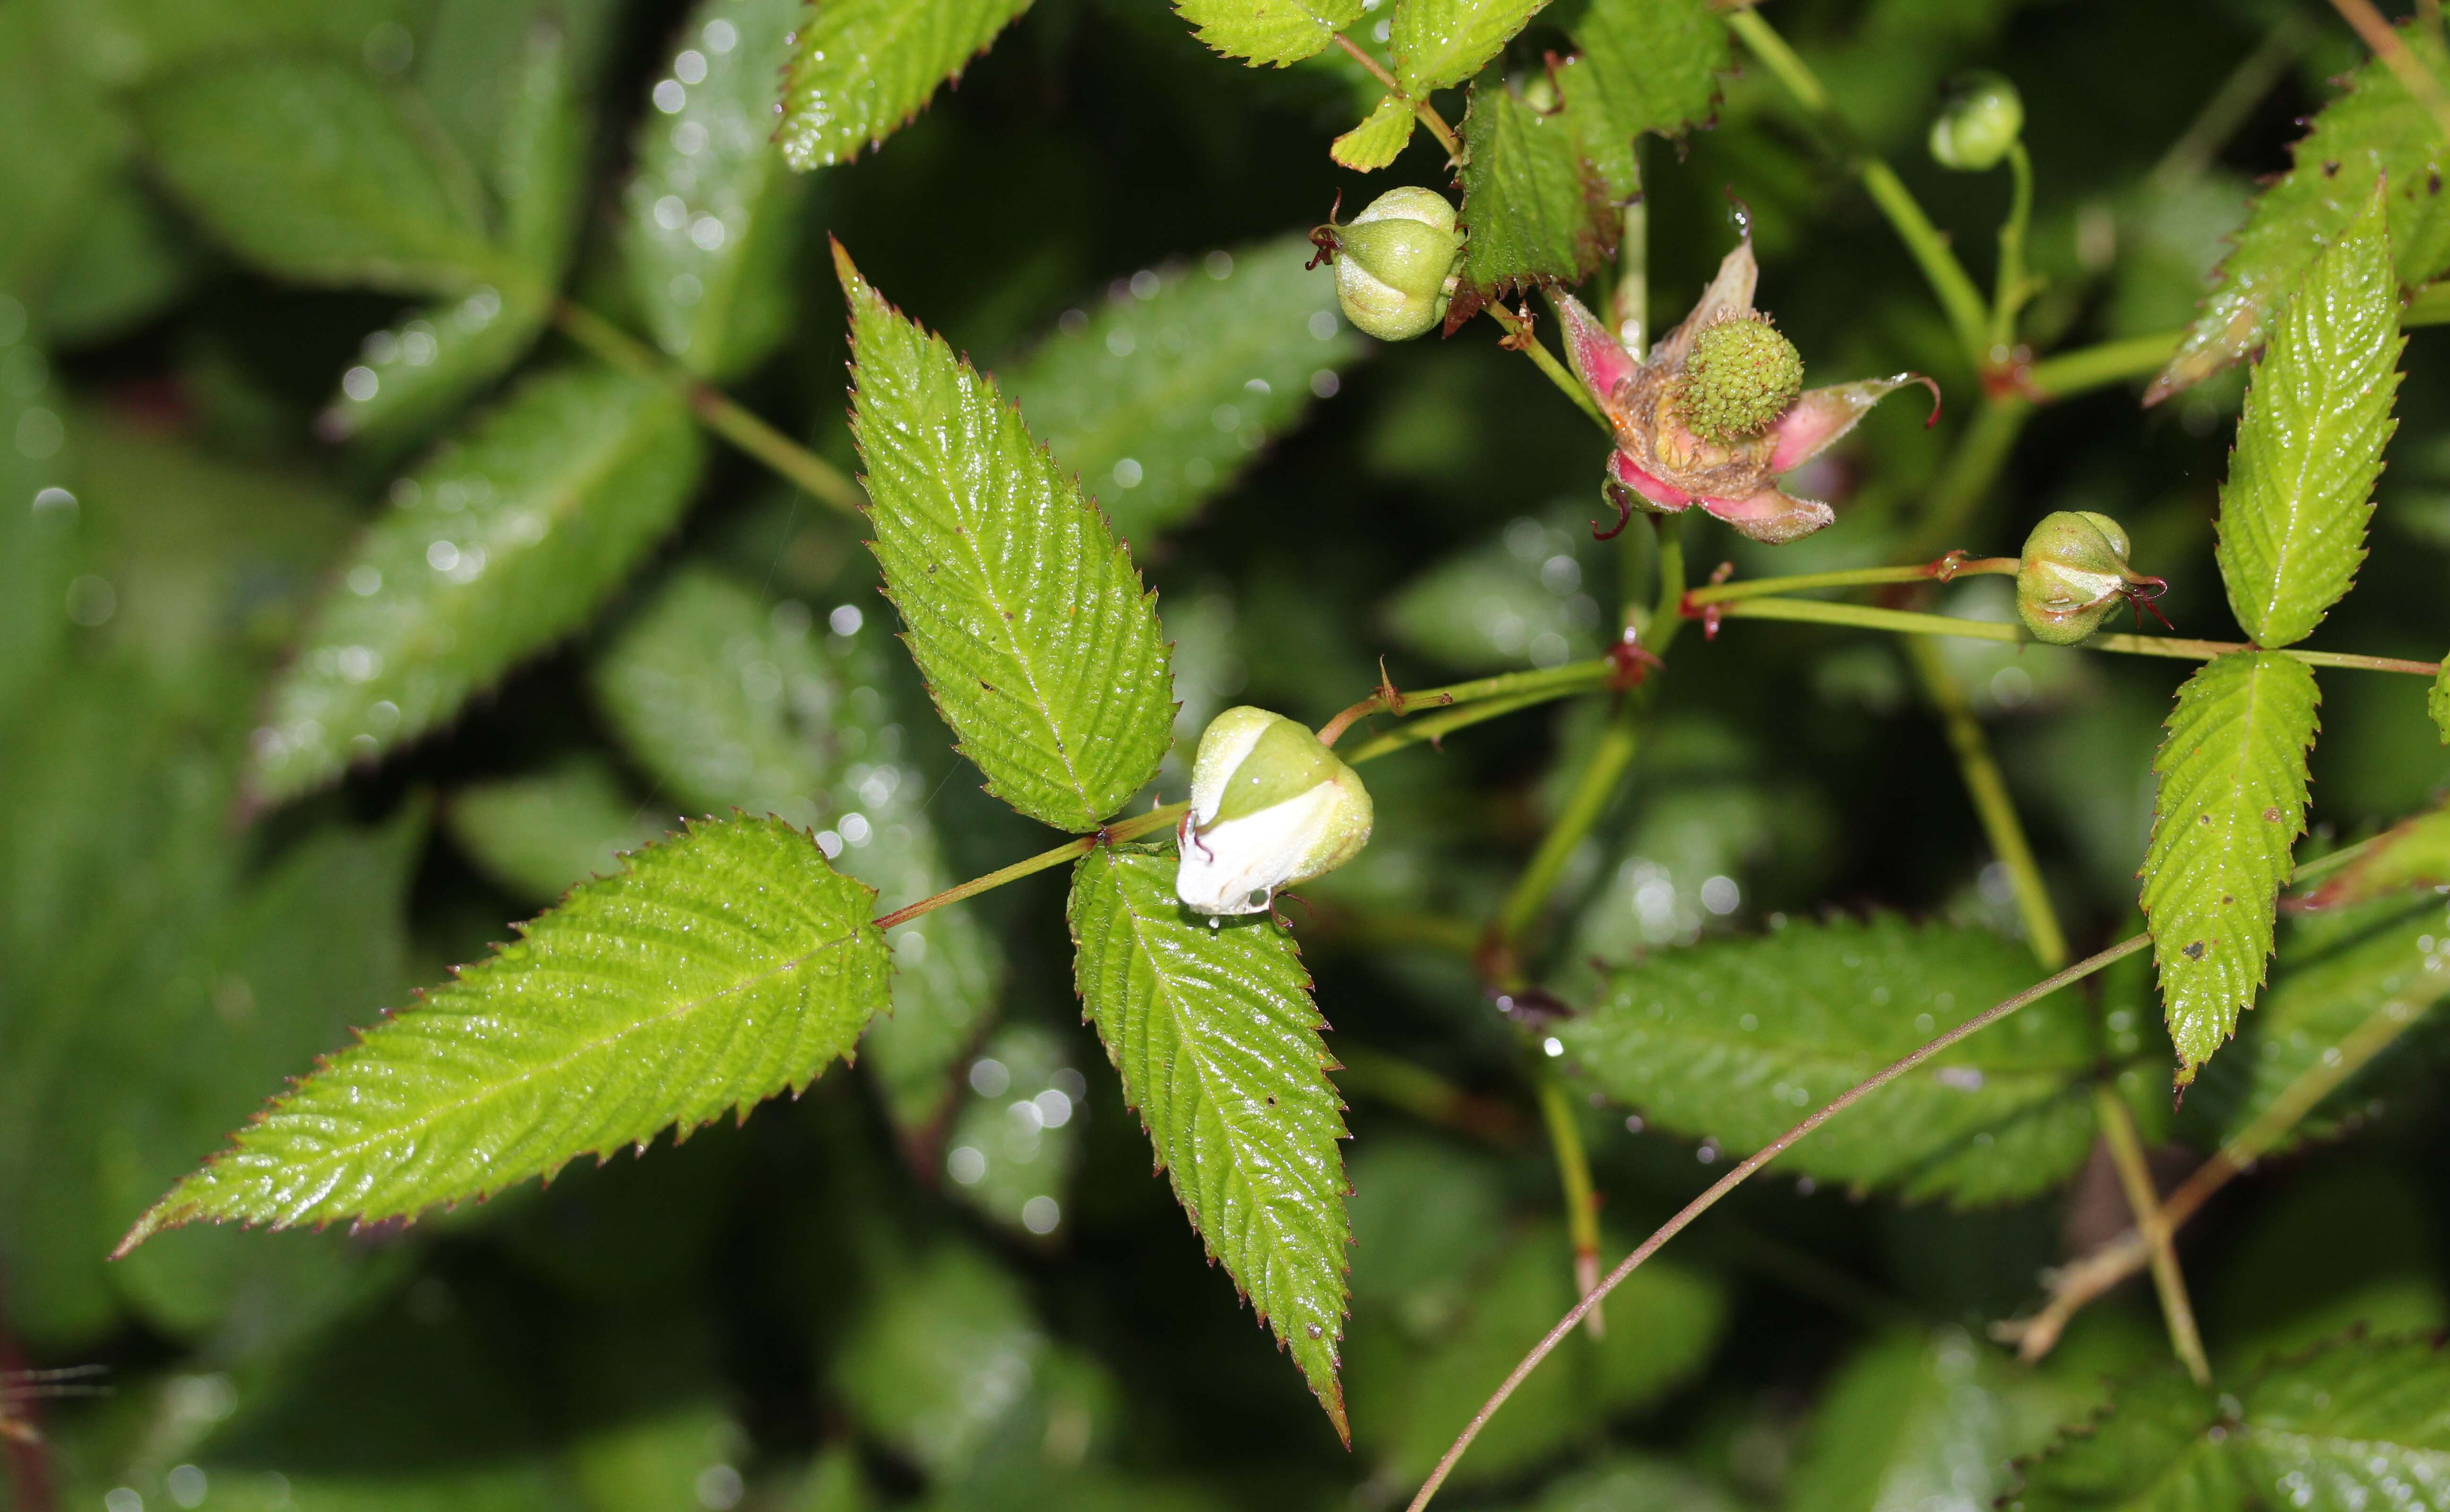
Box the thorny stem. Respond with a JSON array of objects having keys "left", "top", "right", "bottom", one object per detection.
[
  {"left": 1535, "top": 1067, "right": 1609, "bottom": 1337},
  {"left": 554, "top": 302, "right": 868, "bottom": 516},
  {"left": 1904, "top": 636, "right": 2070, "bottom": 970},
  {"left": 1402, "top": 934, "right": 2153, "bottom": 1512},
  {"left": 1489, "top": 302, "right": 1612, "bottom": 432},
  {"left": 1726, "top": 9, "right": 1991, "bottom": 364},
  {"left": 1331, "top": 33, "right": 1466, "bottom": 163},
  {"left": 1681, "top": 556, "right": 2018, "bottom": 610},
  {"left": 2093, "top": 1084, "right": 2213, "bottom": 1384},
  {"left": 2326, "top": 0, "right": 2450, "bottom": 146},
  {"left": 1709, "top": 597, "right": 2445, "bottom": 676},
  {"left": 2007, "top": 963, "right": 2450, "bottom": 1361}
]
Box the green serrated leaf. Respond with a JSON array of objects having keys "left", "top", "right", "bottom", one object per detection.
[
  {"left": 1451, "top": 0, "right": 1724, "bottom": 309},
  {"left": 839, "top": 245, "right": 1174, "bottom": 832},
  {"left": 137, "top": 54, "right": 512, "bottom": 296},
  {"left": 250, "top": 363, "right": 705, "bottom": 805},
  {"left": 2180, "top": 895, "right": 2450, "bottom": 1157},
  {"left": 1348, "top": 1222, "right": 1724, "bottom": 1484},
  {"left": 2010, "top": 1333, "right": 2450, "bottom": 1512},
  {"left": 119, "top": 815, "right": 889, "bottom": 1246},
  {"left": 1003, "top": 235, "right": 1364, "bottom": 548},
  {"left": 624, "top": 0, "right": 811, "bottom": 378},
  {"left": 778, "top": 0, "right": 1035, "bottom": 171},
  {"left": 1391, "top": 0, "right": 1549, "bottom": 96},
  {"left": 2216, "top": 184, "right": 2402, "bottom": 648},
  {"left": 1172, "top": 0, "right": 1365, "bottom": 67},
  {"left": 1332, "top": 94, "right": 1416, "bottom": 171},
  {"left": 315, "top": 286, "right": 554, "bottom": 445},
  {"left": 1066, "top": 847, "right": 1351, "bottom": 1438},
  {"left": 2139, "top": 652, "right": 2321, "bottom": 1084},
  {"left": 591, "top": 566, "right": 1007, "bottom": 1138},
  {"left": 446, "top": 755, "right": 672, "bottom": 903},
  {"left": 2149, "top": 25, "right": 2450, "bottom": 404},
  {"left": 1556, "top": 915, "right": 2098, "bottom": 1205},
  {"left": 2433, "top": 659, "right": 2450, "bottom": 743}
]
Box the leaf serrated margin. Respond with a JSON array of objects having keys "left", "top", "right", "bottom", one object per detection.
[
  {"left": 2139, "top": 651, "right": 2321, "bottom": 1084},
  {"left": 1172, "top": 0, "right": 1367, "bottom": 68},
  {"left": 777, "top": 0, "right": 1035, "bottom": 171},
  {"left": 1066, "top": 847, "right": 1352, "bottom": 1440},
  {"left": 117, "top": 815, "right": 888, "bottom": 1252}
]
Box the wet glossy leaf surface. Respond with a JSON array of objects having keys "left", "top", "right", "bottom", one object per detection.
[
  {"left": 1171, "top": 0, "right": 1366, "bottom": 68},
  {"left": 779, "top": 0, "right": 1036, "bottom": 170}
]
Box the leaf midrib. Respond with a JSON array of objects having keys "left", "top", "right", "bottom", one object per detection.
[
  {"left": 233, "top": 912, "right": 868, "bottom": 1183},
  {"left": 2241, "top": 293, "right": 2378, "bottom": 634}
]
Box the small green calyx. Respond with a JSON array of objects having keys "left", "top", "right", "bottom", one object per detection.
[
  {"left": 2018, "top": 509, "right": 2139, "bottom": 645},
  {"left": 1929, "top": 70, "right": 2024, "bottom": 172},
  {"left": 1208, "top": 716, "right": 1344, "bottom": 826},
  {"left": 1328, "top": 186, "right": 1464, "bottom": 343},
  {"left": 1678, "top": 316, "right": 1804, "bottom": 445}
]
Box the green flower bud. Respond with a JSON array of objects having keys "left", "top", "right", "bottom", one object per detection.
[
  {"left": 2018, "top": 510, "right": 2134, "bottom": 645},
  {"left": 1330, "top": 187, "right": 1464, "bottom": 343},
  {"left": 1678, "top": 315, "right": 1804, "bottom": 445},
  {"left": 1177, "top": 706, "right": 1373, "bottom": 916},
  {"left": 1929, "top": 71, "right": 2024, "bottom": 172}
]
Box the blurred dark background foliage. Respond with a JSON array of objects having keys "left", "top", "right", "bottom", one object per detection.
[{"left": 3, "top": 0, "right": 2447, "bottom": 1509}]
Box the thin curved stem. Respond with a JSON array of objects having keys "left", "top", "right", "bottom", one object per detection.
[
  {"left": 2094, "top": 1085, "right": 2212, "bottom": 1383},
  {"left": 1402, "top": 934, "right": 2151, "bottom": 1512},
  {"left": 1990, "top": 143, "right": 2036, "bottom": 354},
  {"left": 1488, "top": 302, "right": 1611, "bottom": 432},
  {"left": 1682, "top": 556, "right": 2017, "bottom": 610},
  {"left": 1904, "top": 636, "right": 2068, "bottom": 969},
  {"left": 1331, "top": 33, "right": 1465, "bottom": 162},
  {"left": 1534, "top": 1066, "right": 1608, "bottom": 1335},
  {"left": 2022, "top": 332, "right": 2185, "bottom": 401},
  {"left": 1726, "top": 9, "right": 1989, "bottom": 364},
  {"left": 874, "top": 802, "right": 1187, "bottom": 930},
  {"left": 1710, "top": 597, "right": 2444, "bottom": 676}
]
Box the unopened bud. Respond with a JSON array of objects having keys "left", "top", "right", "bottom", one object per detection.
[
  {"left": 2018, "top": 510, "right": 2136, "bottom": 645},
  {"left": 1929, "top": 71, "right": 2024, "bottom": 172},
  {"left": 1327, "top": 187, "right": 1464, "bottom": 343},
  {"left": 1678, "top": 315, "right": 1804, "bottom": 444},
  {"left": 1176, "top": 707, "right": 1373, "bottom": 916}
]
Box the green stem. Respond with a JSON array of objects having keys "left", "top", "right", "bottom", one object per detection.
[
  {"left": 1335, "top": 1045, "right": 1524, "bottom": 1145},
  {"left": 1534, "top": 1066, "right": 1609, "bottom": 1337},
  {"left": 1331, "top": 33, "right": 1466, "bottom": 163},
  {"left": 1727, "top": 10, "right": 1990, "bottom": 364},
  {"left": 1990, "top": 143, "right": 2036, "bottom": 353},
  {"left": 1494, "top": 714, "right": 1641, "bottom": 945},
  {"left": 1711, "top": 597, "right": 2445, "bottom": 676},
  {"left": 874, "top": 802, "right": 1186, "bottom": 930},
  {"left": 1904, "top": 637, "right": 2068, "bottom": 969},
  {"left": 1404, "top": 933, "right": 2153, "bottom": 1512},
  {"left": 1902, "top": 395, "right": 2031, "bottom": 558},
  {"left": 1491, "top": 301, "right": 1611, "bottom": 433},
  {"left": 1682, "top": 557, "right": 2017, "bottom": 610},
  {"left": 554, "top": 302, "right": 867, "bottom": 516},
  {"left": 2022, "top": 331, "right": 2184, "bottom": 400},
  {"left": 2094, "top": 1084, "right": 2214, "bottom": 1385}
]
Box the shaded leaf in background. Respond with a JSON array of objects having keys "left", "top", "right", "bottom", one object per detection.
[
  {"left": 2214, "top": 185, "right": 2400, "bottom": 648},
  {"left": 940, "top": 1024, "right": 1086, "bottom": 1238},
  {"left": 445, "top": 754, "right": 673, "bottom": 903},
  {"left": 1383, "top": 509, "right": 1605, "bottom": 673},
  {"left": 840, "top": 245, "right": 1173, "bottom": 833},
  {"left": 2299, "top": 798, "right": 2450, "bottom": 909},
  {"left": 2008, "top": 1333, "right": 2450, "bottom": 1512},
  {"left": 1348, "top": 1222, "right": 1725, "bottom": 1486},
  {"left": 0, "top": 332, "right": 79, "bottom": 722},
  {"left": 1331, "top": 94, "right": 1415, "bottom": 171},
  {"left": 1391, "top": 0, "right": 1548, "bottom": 96},
  {"left": 1172, "top": 0, "right": 1364, "bottom": 68},
  {"left": 2179, "top": 894, "right": 2450, "bottom": 1156},
  {"left": 622, "top": 0, "right": 810, "bottom": 379},
  {"left": 317, "top": 25, "right": 585, "bottom": 444},
  {"left": 2206, "top": 1167, "right": 2447, "bottom": 1372},
  {"left": 119, "top": 816, "right": 889, "bottom": 1244},
  {"left": 1067, "top": 847, "right": 1351, "bottom": 1438},
  {"left": 592, "top": 566, "right": 1009, "bottom": 1138},
  {"left": 1791, "top": 1327, "right": 2096, "bottom": 1512},
  {"left": 778, "top": 0, "right": 1036, "bottom": 171},
  {"left": 0, "top": 5, "right": 129, "bottom": 300},
  {"left": 1003, "top": 236, "right": 1363, "bottom": 548},
  {"left": 137, "top": 54, "right": 511, "bottom": 296},
  {"left": 1527, "top": 1455, "right": 1743, "bottom": 1512},
  {"left": 1558, "top": 915, "right": 2101, "bottom": 1205},
  {"left": 2148, "top": 26, "right": 2450, "bottom": 404},
  {"left": 250, "top": 363, "right": 704, "bottom": 804},
  {"left": 2139, "top": 652, "right": 2320, "bottom": 1084}
]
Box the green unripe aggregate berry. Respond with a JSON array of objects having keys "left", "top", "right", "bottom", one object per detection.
[
  {"left": 1929, "top": 71, "right": 2024, "bottom": 171},
  {"left": 2017, "top": 509, "right": 2133, "bottom": 645},
  {"left": 1678, "top": 316, "right": 1804, "bottom": 444},
  {"left": 1332, "top": 186, "right": 1464, "bottom": 342}
]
